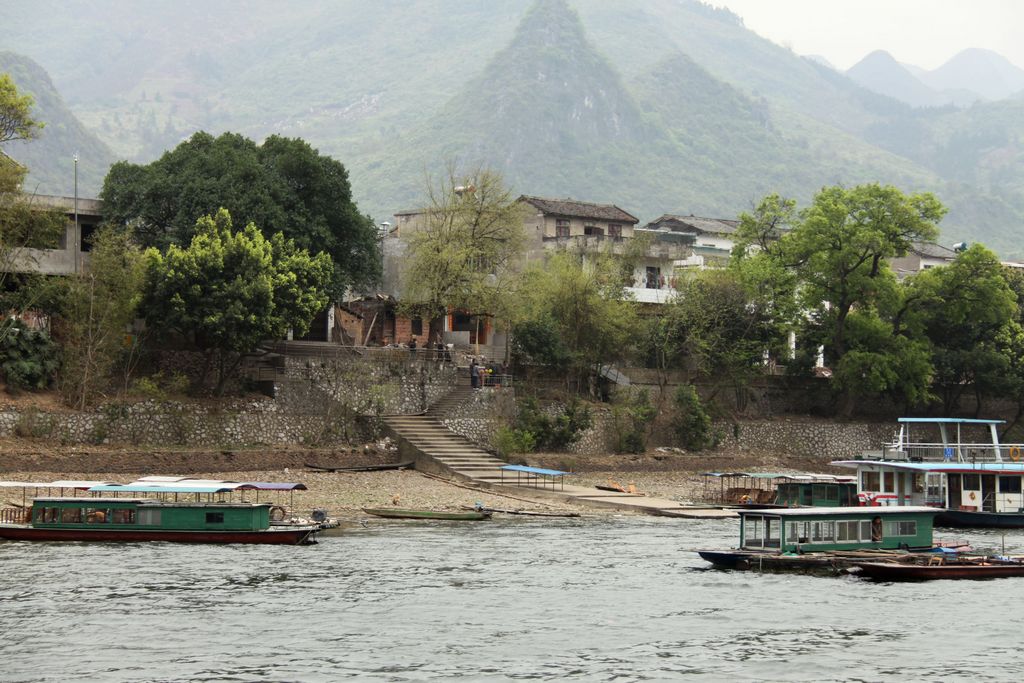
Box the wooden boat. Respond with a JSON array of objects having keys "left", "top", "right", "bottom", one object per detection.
[
  {"left": 0, "top": 497, "right": 320, "bottom": 544},
  {"left": 461, "top": 505, "right": 581, "bottom": 518},
  {"left": 854, "top": 556, "right": 1024, "bottom": 581},
  {"left": 306, "top": 461, "right": 415, "bottom": 473},
  {"left": 362, "top": 507, "right": 491, "bottom": 521},
  {"left": 697, "top": 506, "right": 960, "bottom": 573}
]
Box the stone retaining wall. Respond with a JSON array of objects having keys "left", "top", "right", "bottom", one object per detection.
[{"left": 440, "top": 388, "right": 516, "bottom": 450}]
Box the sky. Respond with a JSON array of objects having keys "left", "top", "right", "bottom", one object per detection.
[{"left": 713, "top": 0, "right": 1024, "bottom": 71}]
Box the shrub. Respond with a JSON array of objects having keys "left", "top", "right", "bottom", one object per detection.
[
  {"left": 494, "top": 425, "right": 537, "bottom": 457},
  {"left": 609, "top": 389, "right": 656, "bottom": 454},
  {"left": 514, "top": 397, "right": 591, "bottom": 451},
  {"left": 0, "top": 319, "right": 59, "bottom": 392},
  {"left": 674, "top": 384, "right": 714, "bottom": 451}
]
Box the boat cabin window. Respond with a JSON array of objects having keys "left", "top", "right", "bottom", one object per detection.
[
  {"left": 963, "top": 474, "right": 981, "bottom": 490},
  {"left": 85, "top": 508, "right": 110, "bottom": 524},
  {"left": 837, "top": 521, "right": 858, "bottom": 541},
  {"left": 912, "top": 474, "right": 925, "bottom": 494},
  {"left": 999, "top": 477, "right": 1022, "bottom": 494},
  {"left": 861, "top": 471, "right": 880, "bottom": 491},
  {"left": 883, "top": 520, "right": 917, "bottom": 537},
  {"left": 812, "top": 484, "right": 839, "bottom": 503},
  {"left": 743, "top": 515, "right": 781, "bottom": 548},
  {"left": 785, "top": 520, "right": 836, "bottom": 544},
  {"left": 111, "top": 509, "right": 135, "bottom": 525},
  {"left": 38, "top": 507, "right": 60, "bottom": 523},
  {"left": 861, "top": 520, "right": 873, "bottom": 540},
  {"left": 205, "top": 512, "right": 225, "bottom": 524},
  {"left": 60, "top": 508, "right": 83, "bottom": 524},
  {"left": 137, "top": 509, "right": 162, "bottom": 526},
  {"left": 883, "top": 472, "right": 896, "bottom": 493}
]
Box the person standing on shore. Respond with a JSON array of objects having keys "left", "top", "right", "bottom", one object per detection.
[{"left": 470, "top": 359, "right": 480, "bottom": 389}]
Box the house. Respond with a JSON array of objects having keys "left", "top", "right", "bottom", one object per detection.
[
  {"left": 519, "top": 196, "right": 691, "bottom": 304},
  {"left": 889, "top": 241, "right": 958, "bottom": 278},
  {"left": 640, "top": 214, "right": 742, "bottom": 270},
  {"left": 8, "top": 194, "right": 103, "bottom": 275}
]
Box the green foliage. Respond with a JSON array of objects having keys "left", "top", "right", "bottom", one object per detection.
[
  {"left": 673, "top": 385, "right": 714, "bottom": 451},
  {"left": 493, "top": 425, "right": 537, "bottom": 458},
  {"left": 512, "top": 397, "right": 592, "bottom": 452},
  {"left": 59, "top": 226, "right": 146, "bottom": 409},
  {"left": 512, "top": 249, "right": 637, "bottom": 391},
  {"left": 142, "top": 208, "right": 332, "bottom": 393},
  {"left": 0, "top": 71, "right": 42, "bottom": 146},
  {"left": 510, "top": 315, "right": 570, "bottom": 369},
  {"left": 101, "top": 131, "right": 378, "bottom": 298},
  {"left": 609, "top": 389, "right": 656, "bottom": 454},
  {"left": 400, "top": 165, "right": 527, "bottom": 324},
  {"left": 0, "top": 319, "right": 59, "bottom": 391}
]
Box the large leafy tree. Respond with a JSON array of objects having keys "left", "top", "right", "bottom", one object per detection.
[
  {"left": 400, "top": 165, "right": 527, "bottom": 335},
  {"left": 898, "top": 244, "right": 1017, "bottom": 414},
  {"left": 101, "top": 131, "right": 378, "bottom": 299},
  {"left": 512, "top": 249, "right": 637, "bottom": 394},
  {"left": 142, "top": 208, "right": 332, "bottom": 393}
]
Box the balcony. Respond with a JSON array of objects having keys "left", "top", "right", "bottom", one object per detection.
[{"left": 542, "top": 234, "right": 690, "bottom": 260}]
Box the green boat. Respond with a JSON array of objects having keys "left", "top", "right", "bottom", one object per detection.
[
  {"left": 697, "top": 506, "right": 964, "bottom": 573},
  {"left": 362, "top": 507, "right": 491, "bottom": 521},
  {"left": 0, "top": 497, "right": 320, "bottom": 544}
]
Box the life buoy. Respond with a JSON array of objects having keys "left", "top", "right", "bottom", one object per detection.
[
  {"left": 269, "top": 505, "right": 287, "bottom": 522},
  {"left": 1010, "top": 446, "right": 1021, "bottom": 462},
  {"left": 969, "top": 492, "right": 977, "bottom": 502}
]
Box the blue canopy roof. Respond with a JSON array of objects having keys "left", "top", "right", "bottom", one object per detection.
[
  {"left": 501, "top": 465, "right": 568, "bottom": 477},
  {"left": 897, "top": 417, "right": 1005, "bottom": 425}
]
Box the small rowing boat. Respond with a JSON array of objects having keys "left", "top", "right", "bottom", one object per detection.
[
  {"left": 362, "top": 508, "right": 491, "bottom": 521},
  {"left": 854, "top": 555, "right": 1024, "bottom": 581}
]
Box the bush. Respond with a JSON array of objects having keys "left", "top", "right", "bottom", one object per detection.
[
  {"left": 674, "top": 384, "right": 714, "bottom": 451},
  {"left": 494, "top": 426, "right": 537, "bottom": 457},
  {"left": 514, "top": 397, "right": 591, "bottom": 451},
  {"left": 0, "top": 319, "right": 59, "bottom": 392},
  {"left": 609, "top": 389, "right": 656, "bottom": 454}
]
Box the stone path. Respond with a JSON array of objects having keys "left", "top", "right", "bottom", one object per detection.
[{"left": 382, "top": 385, "right": 737, "bottom": 519}]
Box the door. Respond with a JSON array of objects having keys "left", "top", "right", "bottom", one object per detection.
[
  {"left": 947, "top": 474, "right": 962, "bottom": 509},
  {"left": 982, "top": 475, "right": 997, "bottom": 512}
]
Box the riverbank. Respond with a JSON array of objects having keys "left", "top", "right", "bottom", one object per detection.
[{"left": 0, "top": 439, "right": 837, "bottom": 518}]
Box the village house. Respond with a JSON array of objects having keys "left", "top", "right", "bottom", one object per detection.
[
  {"left": 640, "top": 214, "right": 742, "bottom": 270},
  {"left": 8, "top": 194, "right": 103, "bottom": 276},
  {"left": 889, "top": 241, "right": 959, "bottom": 278}
]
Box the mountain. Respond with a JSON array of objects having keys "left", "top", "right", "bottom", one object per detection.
[
  {"left": 923, "top": 48, "right": 1024, "bottom": 101},
  {"left": 846, "top": 50, "right": 946, "bottom": 108},
  {"left": 2, "top": 1, "right": 1024, "bottom": 256},
  {"left": 0, "top": 51, "right": 115, "bottom": 196}
]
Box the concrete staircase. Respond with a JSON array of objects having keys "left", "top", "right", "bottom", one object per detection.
[{"left": 383, "top": 412, "right": 509, "bottom": 484}]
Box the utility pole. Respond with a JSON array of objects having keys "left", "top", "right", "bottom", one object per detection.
[{"left": 73, "top": 153, "right": 79, "bottom": 274}]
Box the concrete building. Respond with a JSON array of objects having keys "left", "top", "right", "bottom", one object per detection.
[
  {"left": 641, "top": 214, "right": 741, "bottom": 270},
  {"left": 9, "top": 195, "right": 103, "bottom": 275},
  {"left": 890, "top": 241, "right": 959, "bottom": 278}
]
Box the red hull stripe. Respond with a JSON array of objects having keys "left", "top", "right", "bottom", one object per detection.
[{"left": 0, "top": 526, "right": 317, "bottom": 545}]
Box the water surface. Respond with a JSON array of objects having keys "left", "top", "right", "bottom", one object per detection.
[{"left": 3, "top": 517, "right": 1024, "bottom": 681}]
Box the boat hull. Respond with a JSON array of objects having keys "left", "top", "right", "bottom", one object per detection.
[
  {"left": 362, "top": 508, "right": 491, "bottom": 520},
  {"left": 855, "top": 560, "right": 1024, "bottom": 581},
  {"left": 0, "top": 524, "right": 319, "bottom": 545},
  {"left": 935, "top": 509, "right": 1024, "bottom": 529}
]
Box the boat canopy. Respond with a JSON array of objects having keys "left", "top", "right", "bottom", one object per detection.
[
  {"left": 0, "top": 480, "right": 113, "bottom": 489},
  {"left": 87, "top": 484, "right": 237, "bottom": 494},
  {"left": 738, "top": 505, "right": 939, "bottom": 517},
  {"left": 501, "top": 465, "right": 568, "bottom": 477},
  {"left": 237, "top": 482, "right": 308, "bottom": 491},
  {"left": 832, "top": 460, "right": 1024, "bottom": 473},
  {"left": 897, "top": 417, "right": 1005, "bottom": 425},
  {"left": 701, "top": 472, "right": 854, "bottom": 482}
]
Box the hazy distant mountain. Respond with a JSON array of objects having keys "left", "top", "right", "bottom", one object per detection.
[
  {"left": 922, "top": 48, "right": 1024, "bottom": 101},
  {"left": 803, "top": 54, "right": 837, "bottom": 71},
  {"left": 846, "top": 50, "right": 946, "bottom": 108},
  {"left": 2, "top": 0, "right": 1024, "bottom": 256},
  {"left": 0, "top": 51, "right": 115, "bottom": 196}
]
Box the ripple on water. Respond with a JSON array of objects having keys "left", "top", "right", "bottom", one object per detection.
[{"left": 4, "top": 519, "right": 1024, "bottom": 681}]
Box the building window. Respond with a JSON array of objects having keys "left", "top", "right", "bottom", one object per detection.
[
  {"left": 584, "top": 225, "right": 604, "bottom": 237},
  {"left": 555, "top": 219, "right": 570, "bottom": 237},
  {"left": 80, "top": 223, "right": 97, "bottom": 252},
  {"left": 608, "top": 224, "right": 622, "bottom": 239},
  {"left": 411, "top": 318, "right": 423, "bottom": 336}
]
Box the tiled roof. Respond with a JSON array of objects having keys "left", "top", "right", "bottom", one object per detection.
[
  {"left": 645, "top": 214, "right": 740, "bottom": 235},
  {"left": 519, "top": 195, "right": 638, "bottom": 224},
  {"left": 911, "top": 241, "right": 957, "bottom": 260}
]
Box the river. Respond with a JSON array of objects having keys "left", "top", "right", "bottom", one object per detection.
[{"left": 3, "top": 516, "right": 1024, "bottom": 682}]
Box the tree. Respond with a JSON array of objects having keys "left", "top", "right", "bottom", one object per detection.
[
  {"left": 512, "top": 248, "right": 637, "bottom": 394},
  {"left": 400, "top": 164, "right": 527, "bottom": 337},
  {"left": 101, "top": 131, "right": 378, "bottom": 299},
  {"left": 0, "top": 73, "right": 64, "bottom": 316},
  {"left": 899, "top": 244, "right": 1017, "bottom": 414},
  {"left": 58, "top": 226, "right": 146, "bottom": 409},
  {"left": 142, "top": 209, "right": 332, "bottom": 394}
]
